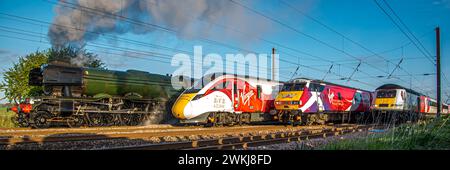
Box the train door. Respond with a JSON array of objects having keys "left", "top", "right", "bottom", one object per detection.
[
  {"left": 232, "top": 78, "right": 239, "bottom": 112},
  {"left": 362, "top": 92, "right": 370, "bottom": 112},
  {"left": 315, "top": 83, "right": 325, "bottom": 112},
  {"left": 350, "top": 92, "right": 363, "bottom": 112}
]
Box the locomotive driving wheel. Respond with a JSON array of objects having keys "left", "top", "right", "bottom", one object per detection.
[
  {"left": 120, "top": 114, "right": 139, "bottom": 126},
  {"left": 66, "top": 116, "right": 85, "bottom": 128},
  {"left": 102, "top": 114, "right": 115, "bottom": 126},
  {"left": 87, "top": 113, "right": 104, "bottom": 127},
  {"left": 33, "top": 111, "right": 52, "bottom": 128},
  {"left": 17, "top": 113, "right": 30, "bottom": 127}
]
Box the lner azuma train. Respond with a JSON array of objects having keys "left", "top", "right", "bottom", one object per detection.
[
  {"left": 21, "top": 63, "right": 184, "bottom": 128},
  {"left": 171, "top": 74, "right": 282, "bottom": 126},
  {"left": 273, "top": 78, "right": 373, "bottom": 125}
]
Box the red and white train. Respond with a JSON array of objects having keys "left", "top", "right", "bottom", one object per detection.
[
  {"left": 273, "top": 78, "right": 373, "bottom": 125},
  {"left": 372, "top": 84, "right": 449, "bottom": 121},
  {"left": 172, "top": 75, "right": 448, "bottom": 126},
  {"left": 171, "top": 74, "right": 281, "bottom": 125}
]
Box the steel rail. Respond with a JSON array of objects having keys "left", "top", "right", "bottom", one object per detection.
[{"left": 106, "top": 125, "right": 378, "bottom": 150}]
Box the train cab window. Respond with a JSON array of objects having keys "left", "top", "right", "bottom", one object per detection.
[
  {"left": 377, "top": 90, "right": 396, "bottom": 98},
  {"left": 293, "top": 83, "right": 305, "bottom": 91},
  {"left": 184, "top": 80, "right": 203, "bottom": 93},
  {"left": 309, "top": 83, "right": 317, "bottom": 91},
  {"left": 281, "top": 83, "right": 306, "bottom": 91},
  {"left": 338, "top": 92, "right": 342, "bottom": 100},
  {"left": 308, "top": 83, "right": 324, "bottom": 92},
  {"left": 257, "top": 85, "right": 262, "bottom": 99},
  {"left": 281, "top": 84, "right": 293, "bottom": 91}
]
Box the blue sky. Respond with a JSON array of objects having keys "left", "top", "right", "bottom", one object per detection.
[{"left": 0, "top": 0, "right": 449, "bottom": 103}]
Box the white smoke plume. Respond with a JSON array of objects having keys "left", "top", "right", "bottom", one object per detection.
[
  {"left": 48, "top": 0, "right": 271, "bottom": 48},
  {"left": 70, "top": 51, "right": 90, "bottom": 67}
]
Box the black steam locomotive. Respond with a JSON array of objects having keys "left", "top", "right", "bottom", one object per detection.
[{"left": 18, "top": 64, "right": 185, "bottom": 128}]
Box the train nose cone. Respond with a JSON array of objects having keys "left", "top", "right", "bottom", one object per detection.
[{"left": 172, "top": 93, "right": 196, "bottom": 119}]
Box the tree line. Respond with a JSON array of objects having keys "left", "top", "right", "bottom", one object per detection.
[{"left": 0, "top": 47, "right": 105, "bottom": 103}]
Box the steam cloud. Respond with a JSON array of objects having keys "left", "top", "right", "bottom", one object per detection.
[{"left": 48, "top": 0, "right": 270, "bottom": 48}]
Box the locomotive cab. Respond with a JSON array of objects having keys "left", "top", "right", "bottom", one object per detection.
[
  {"left": 171, "top": 84, "right": 202, "bottom": 120},
  {"left": 274, "top": 82, "right": 306, "bottom": 110},
  {"left": 373, "top": 89, "right": 406, "bottom": 111},
  {"left": 172, "top": 75, "right": 221, "bottom": 121}
]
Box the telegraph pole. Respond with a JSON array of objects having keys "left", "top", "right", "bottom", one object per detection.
[
  {"left": 436, "top": 27, "right": 441, "bottom": 118},
  {"left": 272, "top": 48, "right": 276, "bottom": 81}
]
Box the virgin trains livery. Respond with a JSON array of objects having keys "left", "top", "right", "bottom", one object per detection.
[
  {"left": 273, "top": 78, "right": 373, "bottom": 125},
  {"left": 171, "top": 74, "right": 282, "bottom": 126}
]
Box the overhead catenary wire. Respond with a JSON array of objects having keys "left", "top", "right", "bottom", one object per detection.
[
  {"left": 373, "top": 0, "right": 435, "bottom": 65},
  {"left": 49, "top": 0, "right": 419, "bottom": 89},
  {"left": 0, "top": 25, "right": 383, "bottom": 88},
  {"left": 381, "top": 0, "right": 436, "bottom": 63},
  {"left": 279, "top": 0, "right": 432, "bottom": 93},
  {"left": 228, "top": 0, "right": 429, "bottom": 92},
  {"left": 34, "top": 1, "right": 387, "bottom": 87},
  {"left": 0, "top": 1, "right": 437, "bottom": 92}
]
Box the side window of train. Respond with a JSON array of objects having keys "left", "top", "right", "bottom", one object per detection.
[
  {"left": 338, "top": 92, "right": 342, "bottom": 100},
  {"left": 308, "top": 83, "right": 313, "bottom": 91},
  {"left": 355, "top": 93, "right": 361, "bottom": 102},
  {"left": 211, "top": 80, "right": 225, "bottom": 91},
  {"left": 223, "top": 80, "right": 230, "bottom": 90},
  {"left": 317, "top": 84, "right": 325, "bottom": 92},
  {"left": 257, "top": 85, "right": 262, "bottom": 99}
]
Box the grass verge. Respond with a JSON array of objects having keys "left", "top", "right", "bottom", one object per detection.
[
  {"left": 320, "top": 115, "right": 450, "bottom": 150},
  {"left": 0, "top": 107, "right": 17, "bottom": 128}
]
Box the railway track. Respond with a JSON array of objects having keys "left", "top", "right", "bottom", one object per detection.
[
  {"left": 0, "top": 124, "right": 329, "bottom": 146},
  {"left": 0, "top": 123, "right": 383, "bottom": 150},
  {"left": 104, "top": 124, "right": 378, "bottom": 150}
]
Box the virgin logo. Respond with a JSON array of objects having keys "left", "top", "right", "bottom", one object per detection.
[
  {"left": 327, "top": 89, "right": 334, "bottom": 104},
  {"left": 238, "top": 86, "right": 254, "bottom": 106},
  {"left": 241, "top": 90, "right": 254, "bottom": 106}
]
